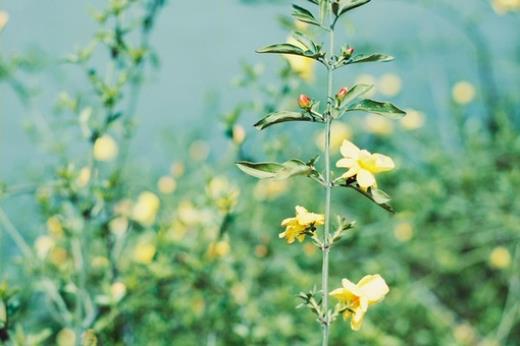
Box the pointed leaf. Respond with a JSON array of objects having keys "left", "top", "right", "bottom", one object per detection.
[
  {"left": 346, "top": 184, "right": 394, "bottom": 213},
  {"left": 347, "top": 54, "right": 394, "bottom": 64},
  {"left": 371, "top": 188, "right": 391, "bottom": 204},
  {"left": 341, "top": 84, "right": 373, "bottom": 106},
  {"left": 338, "top": 0, "right": 371, "bottom": 16},
  {"left": 254, "top": 111, "right": 322, "bottom": 130},
  {"left": 346, "top": 99, "right": 406, "bottom": 119},
  {"left": 292, "top": 5, "right": 321, "bottom": 27},
  {"left": 256, "top": 43, "right": 305, "bottom": 56},
  {"left": 236, "top": 160, "right": 315, "bottom": 180}
]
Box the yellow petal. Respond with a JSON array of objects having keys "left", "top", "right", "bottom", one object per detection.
[
  {"left": 340, "top": 140, "right": 360, "bottom": 159},
  {"left": 336, "top": 158, "right": 356, "bottom": 168},
  {"left": 281, "top": 217, "right": 297, "bottom": 226},
  {"left": 330, "top": 279, "right": 361, "bottom": 303},
  {"left": 357, "top": 274, "right": 390, "bottom": 304},
  {"left": 356, "top": 169, "right": 376, "bottom": 189},
  {"left": 341, "top": 166, "right": 359, "bottom": 179},
  {"left": 371, "top": 153, "right": 395, "bottom": 173},
  {"left": 350, "top": 307, "right": 366, "bottom": 331}
]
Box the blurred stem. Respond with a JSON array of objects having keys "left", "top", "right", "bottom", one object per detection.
[
  {"left": 0, "top": 207, "right": 33, "bottom": 260},
  {"left": 321, "top": 25, "right": 335, "bottom": 346},
  {"left": 495, "top": 243, "right": 520, "bottom": 342}
]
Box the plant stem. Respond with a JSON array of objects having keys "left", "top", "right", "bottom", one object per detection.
[{"left": 321, "top": 26, "right": 335, "bottom": 346}]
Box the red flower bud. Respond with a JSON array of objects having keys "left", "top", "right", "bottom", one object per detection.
[
  {"left": 336, "top": 87, "right": 349, "bottom": 103},
  {"left": 343, "top": 47, "right": 354, "bottom": 58},
  {"left": 298, "top": 94, "right": 312, "bottom": 109}
]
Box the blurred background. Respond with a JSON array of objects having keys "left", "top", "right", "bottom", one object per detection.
[{"left": 0, "top": 0, "right": 519, "bottom": 345}]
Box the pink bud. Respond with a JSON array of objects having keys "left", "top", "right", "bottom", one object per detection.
[
  {"left": 336, "top": 87, "right": 349, "bottom": 102},
  {"left": 343, "top": 47, "right": 354, "bottom": 58},
  {"left": 298, "top": 94, "right": 312, "bottom": 109}
]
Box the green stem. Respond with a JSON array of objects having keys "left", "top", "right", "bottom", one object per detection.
[{"left": 321, "top": 26, "right": 335, "bottom": 346}]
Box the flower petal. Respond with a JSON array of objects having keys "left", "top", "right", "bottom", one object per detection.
[
  {"left": 336, "top": 158, "right": 356, "bottom": 168},
  {"left": 371, "top": 153, "right": 395, "bottom": 173},
  {"left": 340, "top": 140, "right": 360, "bottom": 159},
  {"left": 350, "top": 307, "right": 366, "bottom": 331},
  {"left": 341, "top": 166, "right": 359, "bottom": 179},
  {"left": 357, "top": 274, "right": 390, "bottom": 304},
  {"left": 356, "top": 169, "right": 376, "bottom": 189}
]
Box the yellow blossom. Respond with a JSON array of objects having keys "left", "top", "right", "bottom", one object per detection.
[
  {"left": 492, "top": 0, "right": 520, "bottom": 14},
  {"left": 35, "top": 235, "right": 55, "bottom": 259},
  {"left": 364, "top": 114, "right": 394, "bottom": 135},
  {"left": 330, "top": 274, "right": 389, "bottom": 331},
  {"left": 111, "top": 281, "right": 127, "bottom": 302},
  {"left": 393, "top": 221, "right": 414, "bottom": 242},
  {"left": 378, "top": 73, "right": 402, "bottom": 97},
  {"left": 336, "top": 140, "right": 395, "bottom": 190},
  {"left": 131, "top": 192, "right": 160, "bottom": 226},
  {"left": 189, "top": 140, "right": 210, "bottom": 161},
  {"left": 279, "top": 206, "right": 324, "bottom": 244},
  {"left": 232, "top": 124, "right": 246, "bottom": 144},
  {"left": 488, "top": 246, "right": 511, "bottom": 269},
  {"left": 157, "top": 176, "right": 176, "bottom": 194},
  {"left": 207, "top": 240, "right": 231, "bottom": 258},
  {"left": 93, "top": 135, "right": 118, "bottom": 161},
  {"left": 315, "top": 122, "right": 353, "bottom": 151},
  {"left": 47, "top": 215, "right": 64, "bottom": 238},
  {"left": 109, "top": 217, "right": 128, "bottom": 237},
  {"left": 0, "top": 11, "right": 8, "bottom": 32},
  {"left": 56, "top": 328, "right": 76, "bottom": 346},
  {"left": 133, "top": 239, "right": 156, "bottom": 264},
  {"left": 400, "top": 109, "right": 425, "bottom": 130},
  {"left": 452, "top": 81, "right": 476, "bottom": 105},
  {"left": 207, "top": 176, "right": 239, "bottom": 212},
  {"left": 76, "top": 167, "right": 91, "bottom": 187},
  {"left": 283, "top": 36, "right": 315, "bottom": 82}
]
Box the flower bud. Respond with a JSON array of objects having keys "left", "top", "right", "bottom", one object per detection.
[
  {"left": 343, "top": 47, "right": 354, "bottom": 59},
  {"left": 298, "top": 94, "right": 312, "bottom": 110},
  {"left": 336, "top": 87, "right": 349, "bottom": 103}
]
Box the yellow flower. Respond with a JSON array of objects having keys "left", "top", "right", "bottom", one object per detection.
[
  {"left": 378, "top": 73, "right": 402, "bottom": 97},
  {"left": 207, "top": 240, "right": 231, "bottom": 258},
  {"left": 133, "top": 239, "right": 156, "bottom": 264},
  {"left": 35, "top": 235, "right": 55, "bottom": 259},
  {"left": 315, "top": 122, "right": 353, "bottom": 151},
  {"left": 76, "top": 167, "right": 91, "bottom": 187},
  {"left": 131, "top": 192, "right": 160, "bottom": 226},
  {"left": 364, "top": 114, "right": 394, "bottom": 136},
  {"left": 189, "top": 140, "right": 210, "bottom": 161},
  {"left": 336, "top": 140, "right": 395, "bottom": 190},
  {"left": 47, "top": 215, "right": 64, "bottom": 238},
  {"left": 330, "top": 274, "right": 389, "bottom": 331},
  {"left": 279, "top": 206, "right": 324, "bottom": 244},
  {"left": 393, "top": 221, "right": 414, "bottom": 242},
  {"left": 452, "top": 81, "right": 476, "bottom": 105},
  {"left": 284, "top": 36, "right": 315, "bottom": 82},
  {"left": 157, "top": 176, "right": 176, "bottom": 194},
  {"left": 111, "top": 281, "right": 127, "bottom": 302},
  {"left": 492, "top": 0, "right": 520, "bottom": 14},
  {"left": 93, "top": 135, "right": 118, "bottom": 161},
  {"left": 400, "top": 108, "right": 425, "bottom": 130},
  {"left": 0, "top": 11, "right": 9, "bottom": 32},
  {"left": 488, "top": 246, "right": 511, "bottom": 269},
  {"left": 232, "top": 124, "right": 246, "bottom": 145},
  {"left": 56, "top": 328, "right": 76, "bottom": 346}
]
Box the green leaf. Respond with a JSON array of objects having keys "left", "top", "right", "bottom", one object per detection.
[
  {"left": 254, "top": 111, "right": 322, "bottom": 130},
  {"left": 292, "top": 5, "right": 321, "bottom": 27},
  {"left": 341, "top": 84, "right": 373, "bottom": 106},
  {"left": 337, "top": 0, "right": 371, "bottom": 16},
  {"left": 256, "top": 43, "right": 305, "bottom": 56},
  {"left": 236, "top": 160, "right": 315, "bottom": 180},
  {"left": 306, "top": 0, "right": 319, "bottom": 4},
  {"left": 345, "top": 184, "right": 394, "bottom": 213},
  {"left": 347, "top": 54, "right": 394, "bottom": 65},
  {"left": 346, "top": 99, "right": 406, "bottom": 119},
  {"left": 371, "top": 188, "right": 391, "bottom": 204},
  {"left": 319, "top": 0, "right": 328, "bottom": 25}
]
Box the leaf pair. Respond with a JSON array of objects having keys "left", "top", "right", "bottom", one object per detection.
[{"left": 236, "top": 160, "right": 317, "bottom": 180}]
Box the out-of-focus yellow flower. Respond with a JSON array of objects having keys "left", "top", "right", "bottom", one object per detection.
[
  {"left": 452, "top": 81, "right": 476, "bottom": 105},
  {"left": 177, "top": 201, "right": 201, "bottom": 225},
  {"left": 488, "top": 246, "right": 511, "bottom": 269},
  {"left": 131, "top": 192, "right": 160, "bottom": 226},
  {"left": 133, "top": 238, "right": 156, "bottom": 264},
  {"left": 284, "top": 36, "right": 315, "bottom": 82},
  {"left": 207, "top": 240, "right": 231, "bottom": 258},
  {"left": 170, "top": 162, "right": 185, "bottom": 177},
  {"left": 355, "top": 74, "right": 377, "bottom": 98},
  {"left": 400, "top": 109, "right": 425, "bottom": 130},
  {"left": 111, "top": 281, "right": 127, "bottom": 302},
  {"left": 47, "top": 215, "right": 64, "bottom": 238},
  {"left": 114, "top": 199, "right": 132, "bottom": 216},
  {"left": 231, "top": 283, "right": 248, "bottom": 304},
  {"left": 393, "top": 221, "right": 414, "bottom": 242},
  {"left": 453, "top": 323, "right": 477, "bottom": 345},
  {"left": 378, "top": 73, "right": 402, "bottom": 97},
  {"left": 207, "top": 176, "right": 239, "bottom": 212},
  {"left": 0, "top": 11, "right": 9, "bottom": 32},
  {"left": 491, "top": 0, "right": 520, "bottom": 14},
  {"left": 364, "top": 114, "right": 394, "bottom": 136},
  {"left": 109, "top": 216, "right": 128, "bottom": 237},
  {"left": 35, "top": 235, "right": 55, "bottom": 259},
  {"left": 189, "top": 140, "right": 210, "bottom": 161},
  {"left": 279, "top": 206, "right": 324, "bottom": 244},
  {"left": 93, "top": 135, "right": 118, "bottom": 161},
  {"left": 157, "top": 176, "right": 176, "bottom": 194},
  {"left": 254, "top": 179, "right": 288, "bottom": 201},
  {"left": 336, "top": 140, "right": 395, "bottom": 190},
  {"left": 330, "top": 274, "right": 389, "bottom": 331},
  {"left": 233, "top": 125, "right": 246, "bottom": 145},
  {"left": 315, "top": 122, "right": 353, "bottom": 151},
  {"left": 91, "top": 256, "right": 110, "bottom": 269},
  {"left": 49, "top": 247, "right": 69, "bottom": 268},
  {"left": 76, "top": 167, "right": 91, "bottom": 187},
  {"left": 56, "top": 328, "right": 76, "bottom": 346}
]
